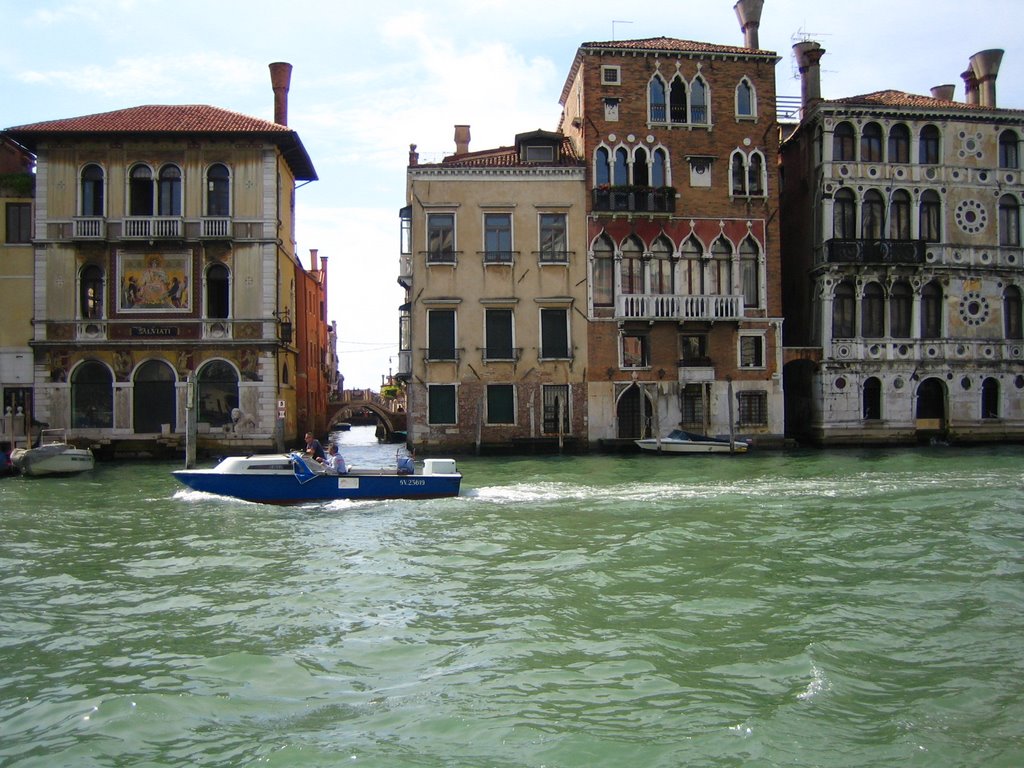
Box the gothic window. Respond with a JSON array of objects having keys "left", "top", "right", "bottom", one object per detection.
[
  {"left": 620, "top": 236, "right": 643, "bottom": 295},
  {"left": 890, "top": 190, "right": 912, "bottom": 239},
  {"left": 649, "top": 236, "right": 674, "bottom": 294},
  {"left": 890, "top": 280, "right": 912, "bottom": 338},
  {"left": 862, "top": 190, "right": 884, "bottom": 239},
  {"left": 862, "top": 281, "right": 885, "bottom": 338},
  {"left": 736, "top": 78, "right": 755, "bottom": 117},
  {"left": 592, "top": 234, "right": 615, "bottom": 308},
  {"left": 679, "top": 237, "right": 703, "bottom": 295},
  {"left": 833, "top": 280, "right": 856, "bottom": 338},
  {"left": 669, "top": 76, "right": 688, "bottom": 124},
  {"left": 709, "top": 238, "right": 732, "bottom": 295},
  {"left": 595, "top": 146, "right": 611, "bottom": 186},
  {"left": 834, "top": 188, "right": 856, "bottom": 239},
  {"left": 649, "top": 76, "right": 667, "bottom": 122},
  {"left": 690, "top": 77, "right": 708, "bottom": 124},
  {"left": 921, "top": 280, "right": 943, "bottom": 339},
  {"left": 739, "top": 237, "right": 759, "bottom": 308}
]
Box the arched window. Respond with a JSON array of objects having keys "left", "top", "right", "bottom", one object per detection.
[
  {"left": 649, "top": 76, "right": 667, "bottom": 122},
  {"left": 129, "top": 164, "right": 154, "bottom": 216},
  {"left": 80, "top": 264, "right": 103, "bottom": 319},
  {"left": 633, "top": 147, "right": 650, "bottom": 187},
  {"left": 919, "top": 125, "right": 941, "bottom": 164},
  {"left": 890, "top": 280, "right": 913, "bottom": 338},
  {"left": 595, "top": 147, "right": 611, "bottom": 187},
  {"left": 206, "top": 163, "right": 230, "bottom": 216},
  {"left": 679, "top": 237, "right": 703, "bottom": 295},
  {"left": 863, "top": 377, "right": 882, "bottom": 420},
  {"left": 833, "top": 281, "right": 856, "bottom": 338},
  {"left": 592, "top": 234, "right": 615, "bottom": 308},
  {"left": 889, "top": 190, "right": 912, "bottom": 239},
  {"left": 71, "top": 361, "right": 113, "bottom": 428},
  {"left": 620, "top": 236, "right": 643, "bottom": 295},
  {"left": 999, "top": 194, "right": 1020, "bottom": 246},
  {"left": 861, "top": 122, "right": 883, "bottom": 162},
  {"left": 1004, "top": 285, "right": 1022, "bottom": 339},
  {"left": 999, "top": 130, "right": 1019, "bottom": 169},
  {"left": 862, "top": 190, "right": 884, "bottom": 239},
  {"left": 731, "top": 152, "right": 746, "bottom": 195},
  {"left": 739, "top": 237, "right": 759, "bottom": 308},
  {"left": 748, "top": 152, "right": 764, "bottom": 196},
  {"left": 736, "top": 78, "right": 754, "bottom": 117},
  {"left": 920, "top": 190, "right": 941, "bottom": 242},
  {"left": 981, "top": 378, "right": 999, "bottom": 419},
  {"left": 157, "top": 164, "right": 182, "bottom": 216},
  {"left": 613, "top": 147, "right": 629, "bottom": 185},
  {"left": 834, "top": 188, "right": 856, "bottom": 239},
  {"left": 651, "top": 148, "right": 667, "bottom": 188},
  {"left": 80, "top": 164, "right": 104, "bottom": 216},
  {"left": 833, "top": 122, "right": 855, "bottom": 161},
  {"left": 669, "top": 76, "right": 688, "bottom": 124},
  {"left": 709, "top": 238, "right": 732, "bottom": 295},
  {"left": 206, "top": 263, "right": 230, "bottom": 319},
  {"left": 888, "top": 124, "right": 910, "bottom": 163},
  {"left": 649, "top": 236, "right": 674, "bottom": 294},
  {"left": 921, "top": 280, "right": 943, "bottom": 339},
  {"left": 690, "top": 77, "right": 708, "bottom": 124},
  {"left": 862, "top": 281, "right": 885, "bottom": 338},
  {"left": 196, "top": 360, "right": 239, "bottom": 428}
]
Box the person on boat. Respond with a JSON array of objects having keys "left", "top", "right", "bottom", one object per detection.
[
  {"left": 303, "top": 432, "right": 326, "bottom": 462},
  {"left": 324, "top": 443, "right": 347, "bottom": 474}
]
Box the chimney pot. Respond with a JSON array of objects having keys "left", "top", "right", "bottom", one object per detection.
[
  {"left": 969, "top": 49, "right": 1004, "bottom": 107},
  {"left": 793, "top": 41, "right": 826, "bottom": 112},
  {"left": 269, "top": 62, "right": 293, "bottom": 126},
  {"left": 734, "top": 0, "right": 765, "bottom": 49},
  {"left": 454, "top": 124, "right": 471, "bottom": 155},
  {"left": 930, "top": 84, "right": 956, "bottom": 101},
  {"left": 409, "top": 143, "right": 419, "bottom": 167}
]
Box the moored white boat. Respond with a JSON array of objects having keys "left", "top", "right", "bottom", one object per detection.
[
  {"left": 10, "top": 429, "right": 96, "bottom": 476},
  {"left": 635, "top": 429, "right": 749, "bottom": 454},
  {"left": 172, "top": 451, "right": 462, "bottom": 504}
]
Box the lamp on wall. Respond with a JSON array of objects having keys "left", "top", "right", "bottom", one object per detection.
[{"left": 274, "top": 308, "right": 292, "bottom": 344}]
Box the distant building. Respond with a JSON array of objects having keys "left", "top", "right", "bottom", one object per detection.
[
  {"left": 295, "top": 248, "right": 331, "bottom": 438},
  {"left": 780, "top": 43, "right": 1024, "bottom": 444},
  {"left": 0, "top": 138, "right": 35, "bottom": 445},
  {"left": 399, "top": 128, "right": 588, "bottom": 452},
  {"left": 1, "top": 63, "right": 323, "bottom": 456},
  {"left": 558, "top": 0, "right": 786, "bottom": 448}
]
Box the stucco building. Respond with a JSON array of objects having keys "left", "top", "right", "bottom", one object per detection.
[
  {"left": 398, "top": 129, "right": 588, "bottom": 452},
  {"left": 557, "top": 0, "right": 786, "bottom": 448},
  {"left": 780, "top": 43, "right": 1024, "bottom": 444},
  {"left": 1, "top": 63, "right": 325, "bottom": 457}
]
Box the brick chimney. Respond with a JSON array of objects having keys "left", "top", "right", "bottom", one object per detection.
[
  {"left": 269, "top": 62, "right": 293, "bottom": 126},
  {"left": 734, "top": 0, "right": 764, "bottom": 49},
  {"left": 409, "top": 143, "right": 419, "bottom": 166},
  {"left": 970, "top": 49, "right": 1004, "bottom": 108},
  {"left": 961, "top": 67, "right": 979, "bottom": 105},
  {"left": 454, "top": 125, "right": 471, "bottom": 155},
  {"left": 793, "top": 41, "right": 826, "bottom": 111}
]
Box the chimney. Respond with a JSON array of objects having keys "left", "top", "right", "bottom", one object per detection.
[
  {"left": 734, "top": 0, "right": 764, "bottom": 50},
  {"left": 961, "top": 67, "right": 979, "bottom": 105},
  {"left": 269, "top": 62, "right": 293, "bottom": 126},
  {"left": 970, "top": 49, "right": 1004, "bottom": 107},
  {"left": 409, "top": 143, "right": 419, "bottom": 167},
  {"left": 454, "top": 125, "right": 471, "bottom": 155},
  {"left": 309, "top": 248, "right": 318, "bottom": 270},
  {"left": 931, "top": 84, "right": 956, "bottom": 102},
  {"left": 793, "top": 41, "right": 826, "bottom": 111}
]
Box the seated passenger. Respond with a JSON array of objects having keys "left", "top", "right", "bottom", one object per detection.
[{"left": 325, "top": 443, "right": 347, "bottom": 474}]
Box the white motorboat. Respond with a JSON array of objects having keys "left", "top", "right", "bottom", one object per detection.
[
  {"left": 10, "top": 429, "right": 95, "bottom": 476},
  {"left": 635, "top": 429, "right": 749, "bottom": 454}
]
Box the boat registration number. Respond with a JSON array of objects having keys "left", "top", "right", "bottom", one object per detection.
[{"left": 399, "top": 479, "right": 426, "bottom": 486}]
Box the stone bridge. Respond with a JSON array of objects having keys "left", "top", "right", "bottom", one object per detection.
[{"left": 326, "top": 397, "right": 406, "bottom": 441}]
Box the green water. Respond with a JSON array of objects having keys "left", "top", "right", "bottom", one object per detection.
[{"left": 2, "top": 436, "right": 1023, "bottom": 767}]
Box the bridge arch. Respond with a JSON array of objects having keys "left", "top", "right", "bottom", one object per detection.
[{"left": 326, "top": 399, "right": 406, "bottom": 441}]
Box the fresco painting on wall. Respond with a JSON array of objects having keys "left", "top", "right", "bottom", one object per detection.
[{"left": 119, "top": 251, "right": 191, "bottom": 312}]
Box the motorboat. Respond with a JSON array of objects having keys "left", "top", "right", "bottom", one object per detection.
[
  {"left": 172, "top": 452, "right": 462, "bottom": 504},
  {"left": 10, "top": 429, "right": 96, "bottom": 476},
  {"left": 635, "top": 429, "right": 749, "bottom": 454}
]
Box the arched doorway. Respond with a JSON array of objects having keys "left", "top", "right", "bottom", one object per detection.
[
  {"left": 616, "top": 383, "right": 654, "bottom": 439},
  {"left": 196, "top": 360, "right": 239, "bottom": 428},
  {"left": 71, "top": 360, "right": 113, "bottom": 428},
  {"left": 915, "top": 377, "right": 947, "bottom": 435},
  {"left": 134, "top": 359, "right": 177, "bottom": 433}
]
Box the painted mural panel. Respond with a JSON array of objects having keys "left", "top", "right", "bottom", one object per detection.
[{"left": 118, "top": 251, "right": 191, "bottom": 312}]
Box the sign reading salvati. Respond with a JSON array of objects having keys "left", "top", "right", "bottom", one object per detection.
[{"left": 130, "top": 326, "right": 180, "bottom": 337}]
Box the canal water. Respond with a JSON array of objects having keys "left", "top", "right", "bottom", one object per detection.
[{"left": 2, "top": 427, "right": 1023, "bottom": 767}]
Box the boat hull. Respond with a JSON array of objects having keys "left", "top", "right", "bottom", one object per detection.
[
  {"left": 172, "top": 453, "right": 461, "bottom": 504},
  {"left": 635, "top": 440, "right": 746, "bottom": 454},
  {"left": 11, "top": 445, "right": 95, "bottom": 476}
]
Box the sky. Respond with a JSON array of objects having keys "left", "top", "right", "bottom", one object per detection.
[{"left": 4, "top": 0, "right": 1022, "bottom": 390}]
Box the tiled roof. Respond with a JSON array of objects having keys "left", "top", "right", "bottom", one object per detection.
[
  {"left": 580, "top": 37, "right": 774, "bottom": 57},
  {"left": 425, "top": 137, "right": 583, "bottom": 169},
  {"left": 830, "top": 90, "right": 980, "bottom": 111},
  {"left": 5, "top": 104, "right": 290, "bottom": 134},
  {"left": 4, "top": 105, "right": 317, "bottom": 180}
]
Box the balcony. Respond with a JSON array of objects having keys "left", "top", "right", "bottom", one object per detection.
[
  {"left": 73, "top": 217, "right": 106, "bottom": 239},
  {"left": 825, "top": 238, "right": 925, "bottom": 266},
  {"left": 201, "top": 217, "right": 231, "bottom": 238},
  {"left": 616, "top": 293, "right": 744, "bottom": 321},
  {"left": 123, "top": 216, "right": 183, "bottom": 239},
  {"left": 592, "top": 186, "right": 676, "bottom": 214}
]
